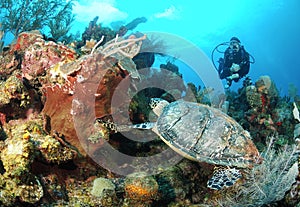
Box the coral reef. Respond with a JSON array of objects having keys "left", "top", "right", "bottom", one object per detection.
[
  {"left": 223, "top": 75, "right": 295, "bottom": 148},
  {"left": 0, "top": 30, "right": 76, "bottom": 125},
  {"left": 185, "top": 82, "right": 216, "bottom": 105},
  {"left": 0, "top": 72, "right": 33, "bottom": 122},
  {"left": 0, "top": 26, "right": 149, "bottom": 206},
  {"left": 288, "top": 83, "right": 300, "bottom": 101},
  {"left": 78, "top": 16, "right": 116, "bottom": 50},
  {"left": 127, "top": 61, "right": 187, "bottom": 124},
  {"left": 0, "top": 117, "right": 75, "bottom": 205},
  {"left": 0, "top": 22, "right": 299, "bottom": 206},
  {"left": 0, "top": 30, "right": 77, "bottom": 87},
  {"left": 78, "top": 16, "right": 147, "bottom": 51}
]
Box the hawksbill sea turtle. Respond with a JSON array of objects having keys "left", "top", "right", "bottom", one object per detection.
[{"left": 100, "top": 98, "right": 262, "bottom": 190}]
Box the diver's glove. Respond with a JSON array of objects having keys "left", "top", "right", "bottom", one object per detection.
[
  {"left": 230, "top": 63, "right": 241, "bottom": 72},
  {"left": 227, "top": 73, "right": 239, "bottom": 80},
  {"left": 225, "top": 80, "right": 232, "bottom": 89}
]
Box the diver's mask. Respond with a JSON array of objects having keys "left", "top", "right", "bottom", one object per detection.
[{"left": 230, "top": 41, "right": 240, "bottom": 52}]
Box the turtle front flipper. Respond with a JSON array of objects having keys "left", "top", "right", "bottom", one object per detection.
[
  {"left": 96, "top": 116, "right": 133, "bottom": 133},
  {"left": 207, "top": 167, "right": 242, "bottom": 190},
  {"left": 132, "top": 122, "right": 156, "bottom": 129},
  {"left": 97, "top": 117, "right": 155, "bottom": 132},
  {"left": 96, "top": 117, "right": 119, "bottom": 133}
]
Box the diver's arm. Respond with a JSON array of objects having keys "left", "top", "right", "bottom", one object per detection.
[
  {"left": 238, "top": 51, "right": 250, "bottom": 78},
  {"left": 219, "top": 68, "right": 231, "bottom": 79},
  {"left": 223, "top": 48, "right": 232, "bottom": 68},
  {"left": 218, "top": 48, "right": 232, "bottom": 79},
  {"left": 239, "top": 62, "right": 250, "bottom": 77}
]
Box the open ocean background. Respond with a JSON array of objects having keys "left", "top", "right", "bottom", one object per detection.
[{"left": 4, "top": 0, "right": 299, "bottom": 96}]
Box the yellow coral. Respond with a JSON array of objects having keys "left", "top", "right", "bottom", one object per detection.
[
  {"left": 23, "top": 131, "right": 31, "bottom": 140},
  {"left": 38, "top": 135, "right": 75, "bottom": 164},
  {"left": 40, "top": 137, "right": 60, "bottom": 151},
  {"left": 124, "top": 173, "right": 158, "bottom": 202},
  {"left": 19, "top": 178, "right": 43, "bottom": 203},
  {"left": 49, "top": 62, "right": 67, "bottom": 83},
  {"left": 1, "top": 137, "right": 33, "bottom": 176},
  {"left": 125, "top": 184, "right": 157, "bottom": 200},
  {"left": 85, "top": 39, "right": 97, "bottom": 49}
]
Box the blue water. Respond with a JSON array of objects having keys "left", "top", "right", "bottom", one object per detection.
[
  {"left": 72, "top": 0, "right": 300, "bottom": 96},
  {"left": 4, "top": 0, "right": 300, "bottom": 96}
]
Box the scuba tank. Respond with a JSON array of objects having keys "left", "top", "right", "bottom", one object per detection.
[{"left": 211, "top": 41, "right": 255, "bottom": 72}]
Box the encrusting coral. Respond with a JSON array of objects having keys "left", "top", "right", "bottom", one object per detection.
[{"left": 0, "top": 116, "right": 79, "bottom": 205}]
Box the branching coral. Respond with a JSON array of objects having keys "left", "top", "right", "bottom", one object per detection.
[
  {"left": 0, "top": 0, "right": 74, "bottom": 40},
  {"left": 47, "top": 1, "right": 75, "bottom": 42},
  {"left": 99, "top": 34, "right": 146, "bottom": 59}
]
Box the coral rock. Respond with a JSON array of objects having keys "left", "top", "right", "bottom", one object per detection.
[{"left": 91, "top": 177, "right": 115, "bottom": 197}]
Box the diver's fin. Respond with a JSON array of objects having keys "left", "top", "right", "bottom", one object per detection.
[
  {"left": 132, "top": 122, "right": 156, "bottom": 130},
  {"left": 207, "top": 167, "right": 242, "bottom": 190}
]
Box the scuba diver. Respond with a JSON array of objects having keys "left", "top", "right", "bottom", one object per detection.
[{"left": 212, "top": 37, "right": 254, "bottom": 89}]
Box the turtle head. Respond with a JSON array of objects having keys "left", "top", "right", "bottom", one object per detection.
[{"left": 150, "top": 98, "right": 169, "bottom": 116}]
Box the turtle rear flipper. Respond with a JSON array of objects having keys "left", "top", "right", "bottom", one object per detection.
[{"left": 207, "top": 167, "right": 242, "bottom": 190}]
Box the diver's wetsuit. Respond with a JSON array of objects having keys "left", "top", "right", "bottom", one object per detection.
[{"left": 218, "top": 46, "right": 250, "bottom": 82}]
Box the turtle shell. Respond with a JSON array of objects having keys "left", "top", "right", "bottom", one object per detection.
[{"left": 156, "top": 100, "right": 261, "bottom": 168}]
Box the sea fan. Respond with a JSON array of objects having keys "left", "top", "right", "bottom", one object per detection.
[{"left": 213, "top": 140, "right": 298, "bottom": 207}]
